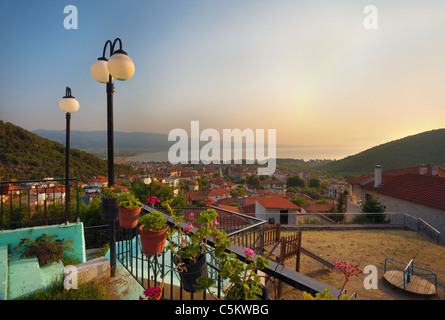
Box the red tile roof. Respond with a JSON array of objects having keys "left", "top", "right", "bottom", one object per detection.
[
  {"left": 256, "top": 197, "right": 300, "bottom": 210},
  {"left": 362, "top": 174, "right": 445, "bottom": 210},
  {"left": 186, "top": 191, "right": 206, "bottom": 201},
  {"left": 302, "top": 200, "right": 335, "bottom": 213},
  {"left": 218, "top": 204, "right": 241, "bottom": 213},
  {"left": 240, "top": 203, "right": 256, "bottom": 215},
  {"left": 206, "top": 188, "right": 231, "bottom": 197},
  {"left": 347, "top": 164, "right": 445, "bottom": 186},
  {"left": 347, "top": 165, "right": 445, "bottom": 211}
]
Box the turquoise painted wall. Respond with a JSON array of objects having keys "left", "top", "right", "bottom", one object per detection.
[{"left": 0, "top": 222, "right": 86, "bottom": 263}]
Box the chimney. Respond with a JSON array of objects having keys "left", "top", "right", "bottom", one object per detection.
[
  {"left": 420, "top": 164, "right": 427, "bottom": 175},
  {"left": 432, "top": 165, "right": 439, "bottom": 176},
  {"left": 374, "top": 165, "right": 382, "bottom": 188}
]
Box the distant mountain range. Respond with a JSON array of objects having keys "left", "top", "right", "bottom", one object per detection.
[
  {"left": 28, "top": 127, "right": 445, "bottom": 179},
  {"left": 33, "top": 129, "right": 300, "bottom": 159},
  {"left": 33, "top": 129, "right": 173, "bottom": 158}
]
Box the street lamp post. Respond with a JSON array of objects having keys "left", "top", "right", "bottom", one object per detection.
[
  {"left": 59, "top": 87, "right": 79, "bottom": 225},
  {"left": 91, "top": 38, "right": 134, "bottom": 277},
  {"left": 144, "top": 177, "right": 152, "bottom": 198}
]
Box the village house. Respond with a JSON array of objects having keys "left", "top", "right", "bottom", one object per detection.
[
  {"left": 209, "top": 178, "right": 237, "bottom": 190},
  {"left": 185, "top": 188, "right": 231, "bottom": 205},
  {"left": 33, "top": 185, "right": 66, "bottom": 203},
  {"left": 346, "top": 164, "right": 445, "bottom": 245},
  {"left": 301, "top": 199, "right": 335, "bottom": 213},
  {"left": 255, "top": 196, "right": 300, "bottom": 225},
  {"left": 261, "top": 180, "right": 285, "bottom": 193},
  {"left": 88, "top": 176, "right": 108, "bottom": 188},
  {"left": 228, "top": 165, "right": 245, "bottom": 180},
  {"left": 297, "top": 170, "right": 310, "bottom": 181},
  {"left": 271, "top": 170, "right": 288, "bottom": 182},
  {"left": 327, "top": 181, "right": 347, "bottom": 199}
]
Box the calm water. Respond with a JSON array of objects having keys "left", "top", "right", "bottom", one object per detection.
[{"left": 130, "top": 145, "right": 363, "bottom": 162}]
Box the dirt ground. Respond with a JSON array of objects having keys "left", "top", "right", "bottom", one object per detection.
[{"left": 265, "top": 229, "right": 445, "bottom": 300}]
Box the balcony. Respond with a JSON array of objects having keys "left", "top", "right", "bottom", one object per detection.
[
  {"left": 0, "top": 178, "right": 341, "bottom": 300},
  {"left": 112, "top": 204, "right": 341, "bottom": 300}
]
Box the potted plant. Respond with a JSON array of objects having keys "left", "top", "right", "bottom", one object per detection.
[
  {"left": 101, "top": 187, "right": 120, "bottom": 220},
  {"left": 13, "top": 232, "right": 74, "bottom": 267},
  {"left": 117, "top": 192, "right": 142, "bottom": 229},
  {"left": 163, "top": 198, "right": 230, "bottom": 293},
  {"left": 138, "top": 196, "right": 168, "bottom": 256},
  {"left": 197, "top": 247, "right": 269, "bottom": 300}
]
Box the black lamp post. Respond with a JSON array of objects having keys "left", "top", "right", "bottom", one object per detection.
[
  {"left": 59, "top": 87, "right": 79, "bottom": 224},
  {"left": 144, "top": 177, "right": 153, "bottom": 198},
  {"left": 91, "top": 38, "right": 135, "bottom": 277}
]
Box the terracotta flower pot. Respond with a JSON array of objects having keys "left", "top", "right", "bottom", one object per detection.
[
  {"left": 118, "top": 206, "right": 142, "bottom": 229},
  {"left": 139, "top": 225, "right": 168, "bottom": 256},
  {"left": 174, "top": 254, "right": 208, "bottom": 293}
]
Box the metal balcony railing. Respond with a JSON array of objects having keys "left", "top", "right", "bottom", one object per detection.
[
  {"left": 112, "top": 204, "right": 341, "bottom": 300},
  {"left": 0, "top": 179, "right": 79, "bottom": 230}
]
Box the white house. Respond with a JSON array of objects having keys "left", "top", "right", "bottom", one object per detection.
[
  {"left": 255, "top": 197, "right": 300, "bottom": 225},
  {"left": 346, "top": 164, "right": 445, "bottom": 245}
]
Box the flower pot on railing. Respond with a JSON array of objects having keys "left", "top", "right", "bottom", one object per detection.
[
  {"left": 174, "top": 254, "right": 208, "bottom": 293},
  {"left": 118, "top": 206, "right": 142, "bottom": 228},
  {"left": 117, "top": 192, "right": 142, "bottom": 229},
  {"left": 138, "top": 200, "right": 168, "bottom": 256},
  {"left": 101, "top": 187, "right": 119, "bottom": 221},
  {"left": 101, "top": 197, "right": 118, "bottom": 221},
  {"left": 139, "top": 225, "right": 168, "bottom": 256}
]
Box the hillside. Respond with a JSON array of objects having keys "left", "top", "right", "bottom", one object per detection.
[
  {"left": 0, "top": 121, "right": 136, "bottom": 182},
  {"left": 319, "top": 129, "right": 445, "bottom": 178}
]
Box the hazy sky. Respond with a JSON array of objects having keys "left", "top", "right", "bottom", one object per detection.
[{"left": 1, "top": 0, "right": 445, "bottom": 159}]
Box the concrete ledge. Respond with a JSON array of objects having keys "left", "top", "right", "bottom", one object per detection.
[
  {"left": 65, "top": 257, "right": 110, "bottom": 286},
  {"left": 0, "top": 246, "right": 8, "bottom": 300}
]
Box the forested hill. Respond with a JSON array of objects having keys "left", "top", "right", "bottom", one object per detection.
[
  {"left": 319, "top": 129, "right": 445, "bottom": 178},
  {"left": 0, "top": 121, "right": 136, "bottom": 182}
]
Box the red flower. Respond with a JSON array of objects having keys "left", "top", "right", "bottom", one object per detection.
[
  {"left": 203, "top": 198, "right": 215, "bottom": 208},
  {"left": 146, "top": 196, "right": 161, "bottom": 206},
  {"left": 142, "top": 286, "right": 161, "bottom": 300}
]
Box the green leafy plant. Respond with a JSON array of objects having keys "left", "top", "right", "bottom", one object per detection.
[
  {"left": 303, "top": 289, "right": 351, "bottom": 300},
  {"left": 199, "top": 247, "right": 269, "bottom": 300},
  {"left": 138, "top": 198, "right": 230, "bottom": 297},
  {"left": 102, "top": 187, "right": 120, "bottom": 199},
  {"left": 117, "top": 192, "right": 141, "bottom": 209},
  {"left": 139, "top": 197, "right": 167, "bottom": 231},
  {"left": 163, "top": 198, "right": 230, "bottom": 265},
  {"left": 13, "top": 232, "right": 74, "bottom": 267}
]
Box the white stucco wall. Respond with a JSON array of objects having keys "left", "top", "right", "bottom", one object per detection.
[
  {"left": 255, "top": 202, "right": 298, "bottom": 224},
  {"left": 365, "top": 191, "right": 445, "bottom": 245}
]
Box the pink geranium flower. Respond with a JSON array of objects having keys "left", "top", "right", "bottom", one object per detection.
[
  {"left": 183, "top": 224, "right": 193, "bottom": 233},
  {"left": 333, "top": 259, "right": 363, "bottom": 299},
  {"left": 146, "top": 196, "right": 161, "bottom": 206},
  {"left": 243, "top": 248, "right": 254, "bottom": 259},
  {"left": 203, "top": 198, "right": 215, "bottom": 207},
  {"left": 140, "top": 286, "right": 161, "bottom": 300}
]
